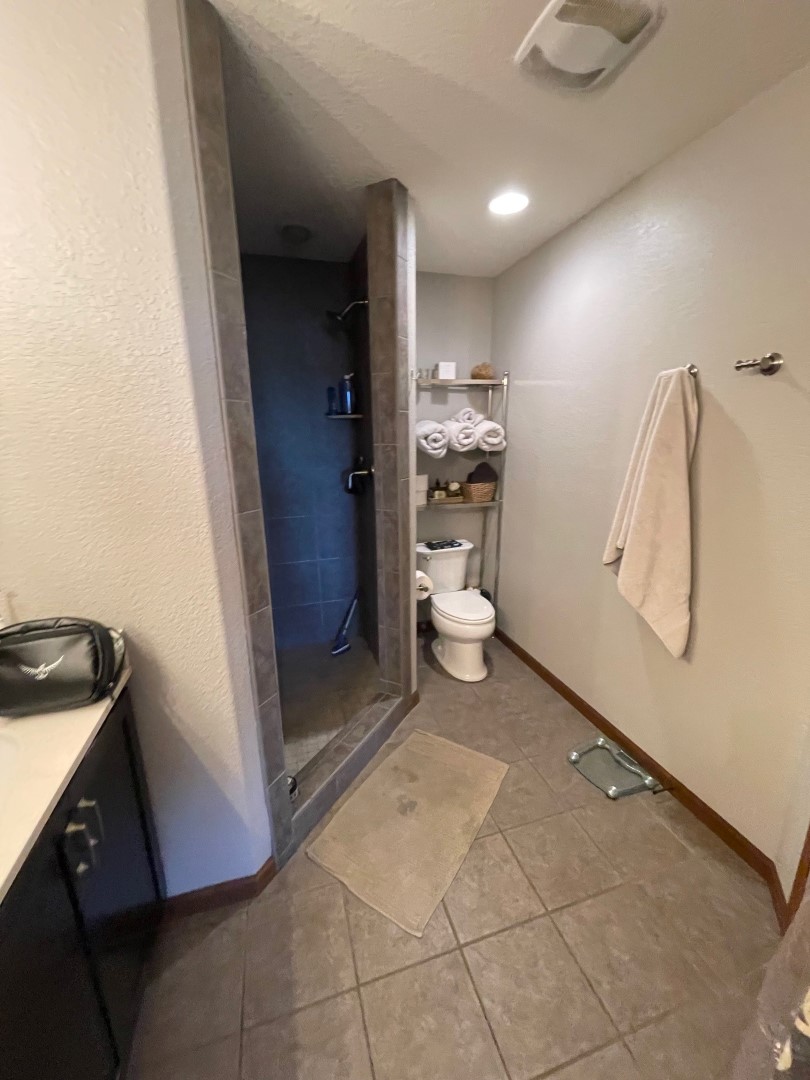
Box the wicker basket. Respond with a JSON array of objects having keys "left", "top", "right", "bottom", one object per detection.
[{"left": 461, "top": 481, "right": 497, "bottom": 504}]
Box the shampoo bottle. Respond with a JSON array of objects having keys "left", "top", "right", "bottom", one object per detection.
[{"left": 339, "top": 373, "right": 355, "bottom": 414}]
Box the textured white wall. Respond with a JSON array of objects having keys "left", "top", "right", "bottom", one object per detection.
[
  {"left": 492, "top": 64, "right": 810, "bottom": 893},
  {"left": 416, "top": 273, "right": 494, "bottom": 379},
  {"left": 0, "top": 0, "right": 272, "bottom": 893}
]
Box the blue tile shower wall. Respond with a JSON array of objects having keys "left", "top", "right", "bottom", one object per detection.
[{"left": 243, "top": 255, "right": 362, "bottom": 649}]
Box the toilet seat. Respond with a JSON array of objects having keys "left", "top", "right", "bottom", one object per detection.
[{"left": 431, "top": 590, "right": 494, "bottom": 624}]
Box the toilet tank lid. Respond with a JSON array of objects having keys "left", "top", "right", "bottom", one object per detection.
[
  {"left": 416, "top": 540, "right": 473, "bottom": 555},
  {"left": 431, "top": 590, "right": 494, "bottom": 623}
]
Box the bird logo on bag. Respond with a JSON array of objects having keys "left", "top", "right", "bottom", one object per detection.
[{"left": 18, "top": 656, "right": 64, "bottom": 680}]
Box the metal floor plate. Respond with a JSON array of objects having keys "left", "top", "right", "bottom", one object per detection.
[{"left": 568, "top": 736, "right": 661, "bottom": 799}]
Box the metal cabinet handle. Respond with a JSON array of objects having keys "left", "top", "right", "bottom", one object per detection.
[
  {"left": 64, "top": 820, "right": 99, "bottom": 877},
  {"left": 78, "top": 796, "right": 105, "bottom": 841}
]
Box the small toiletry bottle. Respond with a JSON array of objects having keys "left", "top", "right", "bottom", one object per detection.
[
  {"left": 326, "top": 387, "right": 338, "bottom": 415},
  {"left": 339, "top": 373, "right": 355, "bottom": 414}
]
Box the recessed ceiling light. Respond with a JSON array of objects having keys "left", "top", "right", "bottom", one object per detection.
[{"left": 488, "top": 191, "right": 529, "bottom": 215}]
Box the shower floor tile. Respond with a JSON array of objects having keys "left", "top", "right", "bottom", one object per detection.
[{"left": 278, "top": 638, "right": 380, "bottom": 775}]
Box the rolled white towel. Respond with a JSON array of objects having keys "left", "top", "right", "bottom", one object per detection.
[
  {"left": 416, "top": 419, "right": 448, "bottom": 459},
  {"left": 444, "top": 418, "right": 478, "bottom": 452},
  {"left": 452, "top": 407, "right": 485, "bottom": 426},
  {"left": 476, "top": 419, "right": 506, "bottom": 452}
]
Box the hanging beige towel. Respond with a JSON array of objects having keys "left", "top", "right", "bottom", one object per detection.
[{"left": 603, "top": 367, "right": 699, "bottom": 658}]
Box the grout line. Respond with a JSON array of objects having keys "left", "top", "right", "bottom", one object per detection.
[
  {"left": 339, "top": 889, "right": 378, "bottom": 1080},
  {"left": 446, "top": 905, "right": 513, "bottom": 1080},
  {"left": 237, "top": 908, "right": 249, "bottom": 1076},
  {"left": 504, "top": 849, "right": 622, "bottom": 1045},
  {"left": 525, "top": 1037, "right": 628, "bottom": 1079},
  {"left": 543, "top": 915, "right": 621, "bottom": 1043}
]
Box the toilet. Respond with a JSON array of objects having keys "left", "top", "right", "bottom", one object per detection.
[{"left": 416, "top": 540, "right": 496, "bottom": 682}]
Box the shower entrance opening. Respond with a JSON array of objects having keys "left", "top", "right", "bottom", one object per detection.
[{"left": 243, "top": 252, "right": 380, "bottom": 781}]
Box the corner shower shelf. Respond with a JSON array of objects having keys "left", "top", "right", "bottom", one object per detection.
[
  {"left": 418, "top": 500, "right": 501, "bottom": 512},
  {"left": 326, "top": 413, "right": 364, "bottom": 419}
]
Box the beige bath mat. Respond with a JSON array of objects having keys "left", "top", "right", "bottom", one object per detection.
[{"left": 307, "top": 730, "right": 508, "bottom": 936}]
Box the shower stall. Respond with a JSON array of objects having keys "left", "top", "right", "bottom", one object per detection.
[
  {"left": 181, "top": 0, "right": 416, "bottom": 863},
  {"left": 243, "top": 254, "right": 379, "bottom": 778}
]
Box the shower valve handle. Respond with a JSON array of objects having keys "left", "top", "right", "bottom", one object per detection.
[{"left": 345, "top": 464, "right": 374, "bottom": 494}]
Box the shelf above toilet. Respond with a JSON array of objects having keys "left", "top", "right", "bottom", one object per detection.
[{"left": 417, "top": 500, "right": 501, "bottom": 511}]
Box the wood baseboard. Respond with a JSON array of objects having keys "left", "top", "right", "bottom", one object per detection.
[
  {"left": 495, "top": 629, "right": 791, "bottom": 932},
  {"left": 162, "top": 854, "right": 277, "bottom": 922}
]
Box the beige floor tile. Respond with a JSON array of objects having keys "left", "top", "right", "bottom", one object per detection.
[
  {"left": 251, "top": 849, "right": 334, "bottom": 905},
  {"left": 443, "top": 834, "right": 544, "bottom": 943},
  {"left": 573, "top": 796, "right": 691, "bottom": 880},
  {"left": 477, "top": 812, "right": 498, "bottom": 838},
  {"left": 528, "top": 739, "right": 608, "bottom": 810},
  {"left": 553, "top": 882, "right": 712, "bottom": 1032},
  {"left": 344, "top": 892, "right": 456, "bottom": 982},
  {"left": 501, "top": 701, "right": 598, "bottom": 760},
  {"left": 132, "top": 910, "right": 246, "bottom": 1064},
  {"left": 387, "top": 703, "right": 442, "bottom": 744},
  {"left": 464, "top": 917, "right": 616, "bottom": 1080},
  {"left": 473, "top": 676, "right": 561, "bottom": 719},
  {"left": 127, "top": 1035, "right": 240, "bottom": 1080},
  {"left": 489, "top": 759, "right": 561, "bottom": 829},
  {"left": 481, "top": 639, "right": 536, "bottom": 680},
  {"left": 545, "top": 1041, "right": 643, "bottom": 1079},
  {"left": 625, "top": 983, "right": 760, "bottom": 1080},
  {"left": 243, "top": 883, "right": 356, "bottom": 1026},
  {"left": 645, "top": 857, "right": 780, "bottom": 992},
  {"left": 504, "top": 812, "right": 621, "bottom": 910},
  {"left": 360, "top": 952, "right": 507, "bottom": 1080},
  {"left": 650, "top": 793, "right": 771, "bottom": 899},
  {"left": 242, "top": 991, "right": 373, "bottom": 1080},
  {"left": 434, "top": 708, "right": 524, "bottom": 763}
]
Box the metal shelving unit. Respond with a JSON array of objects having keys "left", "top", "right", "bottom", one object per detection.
[
  {"left": 417, "top": 500, "right": 501, "bottom": 512},
  {"left": 414, "top": 372, "right": 510, "bottom": 605}
]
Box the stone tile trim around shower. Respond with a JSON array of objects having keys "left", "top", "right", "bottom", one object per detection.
[
  {"left": 212, "top": 270, "right": 252, "bottom": 401},
  {"left": 238, "top": 509, "right": 271, "bottom": 615},
  {"left": 258, "top": 693, "right": 286, "bottom": 783},
  {"left": 367, "top": 178, "right": 413, "bottom": 694},
  {"left": 183, "top": 0, "right": 241, "bottom": 280},
  {"left": 183, "top": 0, "right": 287, "bottom": 858}
]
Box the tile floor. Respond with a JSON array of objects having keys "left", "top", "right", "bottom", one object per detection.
[
  {"left": 278, "top": 638, "right": 380, "bottom": 775},
  {"left": 128, "top": 637, "right": 780, "bottom": 1080}
]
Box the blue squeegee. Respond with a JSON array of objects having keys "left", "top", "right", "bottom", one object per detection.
[{"left": 331, "top": 590, "right": 359, "bottom": 656}]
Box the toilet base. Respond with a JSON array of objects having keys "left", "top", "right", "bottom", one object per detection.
[{"left": 431, "top": 635, "right": 488, "bottom": 683}]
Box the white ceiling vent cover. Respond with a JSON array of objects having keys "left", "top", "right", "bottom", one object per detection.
[{"left": 515, "top": 0, "right": 663, "bottom": 90}]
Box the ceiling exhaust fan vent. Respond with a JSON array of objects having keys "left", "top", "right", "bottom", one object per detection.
[{"left": 515, "top": 0, "right": 663, "bottom": 91}]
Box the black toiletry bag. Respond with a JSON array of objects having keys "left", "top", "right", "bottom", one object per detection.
[{"left": 0, "top": 618, "right": 125, "bottom": 718}]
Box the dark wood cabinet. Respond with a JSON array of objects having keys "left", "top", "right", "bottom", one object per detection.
[
  {"left": 0, "top": 689, "right": 162, "bottom": 1079},
  {"left": 0, "top": 802, "right": 117, "bottom": 1080}
]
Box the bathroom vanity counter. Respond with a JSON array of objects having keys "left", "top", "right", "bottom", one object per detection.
[{"left": 0, "top": 668, "right": 131, "bottom": 904}]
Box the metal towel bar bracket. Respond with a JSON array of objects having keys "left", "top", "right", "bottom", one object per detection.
[{"left": 734, "top": 351, "right": 783, "bottom": 376}]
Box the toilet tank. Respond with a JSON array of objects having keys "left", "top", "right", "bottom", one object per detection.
[{"left": 416, "top": 540, "right": 473, "bottom": 594}]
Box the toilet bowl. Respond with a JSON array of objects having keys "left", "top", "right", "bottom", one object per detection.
[{"left": 416, "top": 540, "right": 495, "bottom": 683}]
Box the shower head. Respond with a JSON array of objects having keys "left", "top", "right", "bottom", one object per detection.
[{"left": 327, "top": 298, "right": 368, "bottom": 324}]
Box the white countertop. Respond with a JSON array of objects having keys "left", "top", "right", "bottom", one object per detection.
[{"left": 0, "top": 668, "right": 131, "bottom": 905}]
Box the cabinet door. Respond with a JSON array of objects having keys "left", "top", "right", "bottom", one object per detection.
[
  {"left": 61, "top": 694, "right": 161, "bottom": 1061},
  {"left": 0, "top": 816, "right": 116, "bottom": 1080}
]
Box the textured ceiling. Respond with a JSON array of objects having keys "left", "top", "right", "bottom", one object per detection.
[{"left": 215, "top": 0, "right": 810, "bottom": 276}]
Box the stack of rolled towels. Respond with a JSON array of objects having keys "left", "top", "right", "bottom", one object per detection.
[{"left": 415, "top": 409, "right": 506, "bottom": 459}]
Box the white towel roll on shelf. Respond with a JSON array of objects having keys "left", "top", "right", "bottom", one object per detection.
[{"left": 416, "top": 420, "right": 448, "bottom": 459}]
